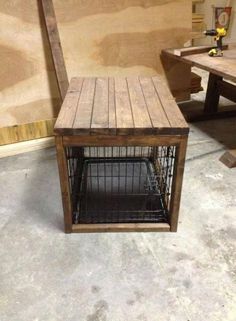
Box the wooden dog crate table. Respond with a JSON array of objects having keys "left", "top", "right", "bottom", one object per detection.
[{"left": 54, "top": 77, "right": 189, "bottom": 233}]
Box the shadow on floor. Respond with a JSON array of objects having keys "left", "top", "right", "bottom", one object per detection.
[
  {"left": 20, "top": 147, "right": 64, "bottom": 232},
  {"left": 179, "top": 100, "right": 236, "bottom": 150}
]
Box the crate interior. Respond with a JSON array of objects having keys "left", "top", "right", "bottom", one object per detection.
[{"left": 66, "top": 146, "right": 176, "bottom": 224}]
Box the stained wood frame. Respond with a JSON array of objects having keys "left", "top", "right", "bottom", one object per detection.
[
  {"left": 41, "top": 0, "right": 69, "bottom": 100},
  {"left": 55, "top": 134, "right": 188, "bottom": 233}
]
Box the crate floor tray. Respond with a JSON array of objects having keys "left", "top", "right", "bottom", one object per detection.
[{"left": 73, "top": 158, "right": 169, "bottom": 225}]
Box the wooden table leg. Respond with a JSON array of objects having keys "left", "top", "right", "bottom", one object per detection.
[
  {"left": 204, "top": 73, "right": 222, "bottom": 114},
  {"left": 180, "top": 72, "right": 236, "bottom": 122}
]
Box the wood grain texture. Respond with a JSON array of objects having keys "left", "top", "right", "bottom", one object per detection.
[
  {"left": 162, "top": 45, "right": 236, "bottom": 102},
  {"left": 173, "top": 45, "right": 229, "bottom": 57},
  {"left": 62, "top": 135, "right": 184, "bottom": 147},
  {"left": 55, "top": 136, "right": 72, "bottom": 233},
  {"left": 54, "top": 77, "right": 189, "bottom": 136},
  {"left": 0, "top": 0, "right": 191, "bottom": 145},
  {"left": 72, "top": 223, "right": 170, "bottom": 233},
  {"left": 219, "top": 150, "right": 236, "bottom": 169},
  {"left": 41, "top": 0, "right": 69, "bottom": 100},
  {"left": 152, "top": 77, "right": 189, "bottom": 130},
  {"left": 73, "top": 78, "right": 96, "bottom": 134},
  {"left": 91, "top": 78, "right": 109, "bottom": 134},
  {"left": 115, "top": 78, "right": 134, "bottom": 135},
  {"left": 127, "top": 77, "right": 152, "bottom": 132},
  {"left": 169, "top": 135, "right": 188, "bottom": 232},
  {"left": 54, "top": 78, "right": 84, "bottom": 133},
  {"left": 0, "top": 119, "right": 56, "bottom": 146},
  {"left": 164, "top": 46, "right": 236, "bottom": 82}
]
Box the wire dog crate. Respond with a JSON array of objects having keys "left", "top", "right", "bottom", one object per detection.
[
  {"left": 55, "top": 76, "right": 189, "bottom": 233},
  {"left": 66, "top": 146, "right": 176, "bottom": 226}
]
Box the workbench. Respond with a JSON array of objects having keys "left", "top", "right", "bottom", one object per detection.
[
  {"left": 162, "top": 44, "right": 236, "bottom": 122},
  {"left": 54, "top": 76, "right": 189, "bottom": 233},
  {"left": 162, "top": 45, "right": 236, "bottom": 168}
]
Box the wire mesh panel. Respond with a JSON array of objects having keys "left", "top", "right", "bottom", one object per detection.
[{"left": 66, "top": 146, "right": 176, "bottom": 225}]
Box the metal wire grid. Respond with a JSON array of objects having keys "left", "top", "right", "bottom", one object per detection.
[{"left": 66, "top": 146, "right": 176, "bottom": 224}]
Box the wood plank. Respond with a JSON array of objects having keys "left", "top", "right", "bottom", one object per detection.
[
  {"left": 0, "top": 137, "right": 55, "bottom": 159},
  {"left": 152, "top": 77, "right": 189, "bottom": 133},
  {"left": 219, "top": 150, "right": 236, "bottom": 168},
  {"left": 72, "top": 223, "right": 170, "bottom": 233},
  {"left": 41, "top": 0, "right": 69, "bottom": 100},
  {"left": 91, "top": 77, "right": 109, "bottom": 134},
  {"left": 0, "top": 118, "right": 56, "bottom": 146},
  {"left": 54, "top": 78, "right": 84, "bottom": 134},
  {"left": 56, "top": 76, "right": 190, "bottom": 136},
  {"left": 63, "top": 135, "right": 183, "bottom": 148},
  {"left": 204, "top": 73, "right": 222, "bottom": 114},
  {"left": 162, "top": 47, "right": 236, "bottom": 83},
  {"left": 55, "top": 136, "right": 72, "bottom": 233},
  {"left": 173, "top": 45, "right": 229, "bottom": 57},
  {"left": 126, "top": 77, "right": 152, "bottom": 134},
  {"left": 73, "top": 78, "right": 96, "bottom": 134},
  {"left": 139, "top": 77, "right": 170, "bottom": 131},
  {"left": 218, "top": 80, "right": 236, "bottom": 103},
  {"left": 182, "top": 52, "right": 236, "bottom": 83},
  {"left": 114, "top": 78, "right": 134, "bottom": 135},
  {"left": 169, "top": 136, "right": 188, "bottom": 232},
  {"left": 108, "top": 78, "right": 116, "bottom": 134}
]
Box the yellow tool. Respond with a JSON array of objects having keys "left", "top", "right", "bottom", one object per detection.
[{"left": 203, "top": 27, "right": 227, "bottom": 57}]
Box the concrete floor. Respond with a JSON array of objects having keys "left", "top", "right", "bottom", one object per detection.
[{"left": 0, "top": 82, "right": 236, "bottom": 321}]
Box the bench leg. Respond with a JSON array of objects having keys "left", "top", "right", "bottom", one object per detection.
[
  {"left": 204, "top": 73, "right": 222, "bottom": 114},
  {"left": 55, "top": 136, "right": 73, "bottom": 233}
]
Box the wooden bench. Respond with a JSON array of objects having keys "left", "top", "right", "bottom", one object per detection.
[{"left": 54, "top": 76, "right": 189, "bottom": 233}]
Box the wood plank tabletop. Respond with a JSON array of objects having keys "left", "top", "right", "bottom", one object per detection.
[
  {"left": 54, "top": 76, "right": 189, "bottom": 136},
  {"left": 163, "top": 45, "right": 236, "bottom": 83}
]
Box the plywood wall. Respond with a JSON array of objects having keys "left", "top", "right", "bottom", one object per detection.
[{"left": 0, "top": 0, "right": 191, "bottom": 145}]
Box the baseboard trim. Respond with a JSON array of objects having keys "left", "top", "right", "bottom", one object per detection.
[{"left": 0, "top": 137, "right": 55, "bottom": 159}]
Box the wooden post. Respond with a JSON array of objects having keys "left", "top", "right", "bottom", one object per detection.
[
  {"left": 204, "top": 73, "right": 222, "bottom": 114},
  {"left": 169, "top": 136, "right": 188, "bottom": 232},
  {"left": 41, "top": 0, "right": 69, "bottom": 101},
  {"left": 55, "top": 136, "right": 72, "bottom": 233}
]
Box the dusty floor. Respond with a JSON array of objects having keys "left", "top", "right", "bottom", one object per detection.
[{"left": 0, "top": 73, "right": 236, "bottom": 320}]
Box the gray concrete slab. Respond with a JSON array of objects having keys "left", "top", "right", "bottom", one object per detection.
[{"left": 0, "top": 118, "right": 235, "bottom": 321}]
